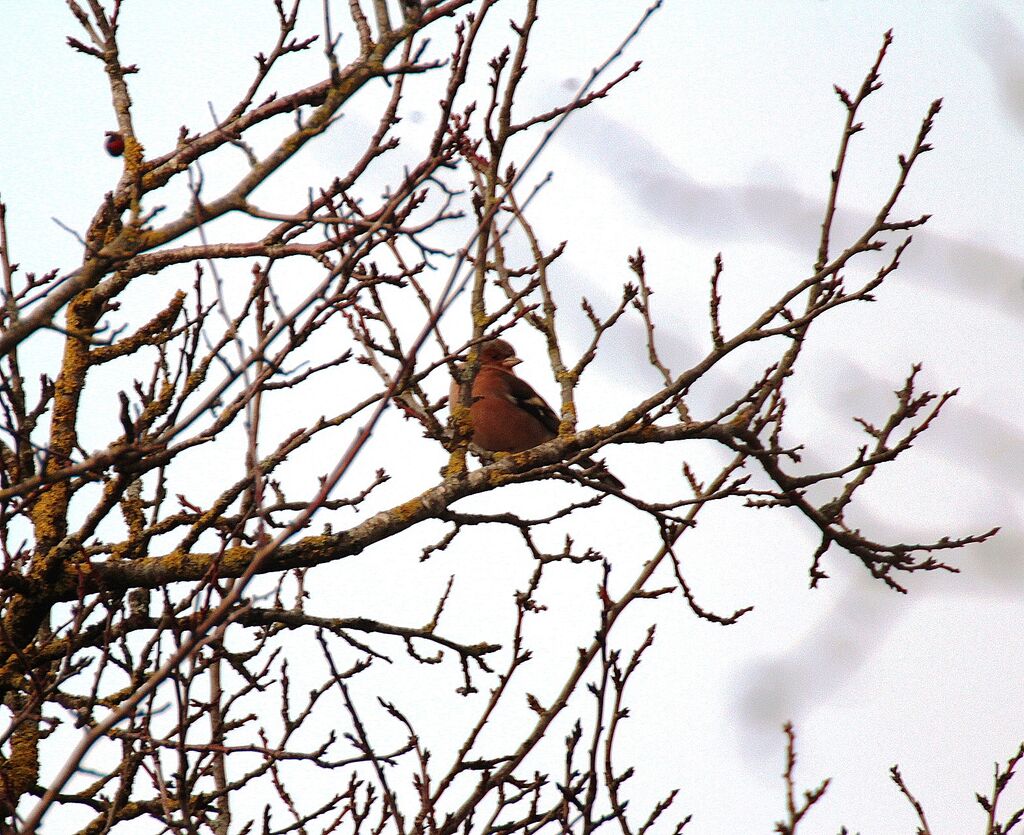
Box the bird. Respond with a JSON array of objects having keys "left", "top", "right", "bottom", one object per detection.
[
  {"left": 104, "top": 130, "right": 125, "bottom": 157},
  {"left": 451, "top": 339, "right": 624, "bottom": 489}
]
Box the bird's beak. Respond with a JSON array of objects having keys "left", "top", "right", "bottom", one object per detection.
[{"left": 504, "top": 357, "right": 522, "bottom": 368}]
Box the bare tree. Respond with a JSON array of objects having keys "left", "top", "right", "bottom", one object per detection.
[{"left": 0, "top": 2, "right": 1010, "bottom": 833}]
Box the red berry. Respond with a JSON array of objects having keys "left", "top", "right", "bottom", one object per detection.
[{"left": 105, "top": 131, "right": 125, "bottom": 157}]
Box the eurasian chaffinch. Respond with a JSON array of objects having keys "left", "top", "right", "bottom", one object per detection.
[
  {"left": 451, "top": 339, "right": 624, "bottom": 490},
  {"left": 104, "top": 131, "right": 125, "bottom": 157}
]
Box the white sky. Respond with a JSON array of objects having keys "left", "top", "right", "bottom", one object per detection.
[{"left": 2, "top": 1, "right": 1023, "bottom": 832}]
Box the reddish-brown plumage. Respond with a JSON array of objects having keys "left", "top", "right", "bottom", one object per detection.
[
  {"left": 452, "top": 339, "right": 623, "bottom": 489},
  {"left": 105, "top": 131, "right": 125, "bottom": 157}
]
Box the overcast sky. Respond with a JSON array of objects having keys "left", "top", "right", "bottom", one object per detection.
[{"left": 3, "top": 2, "right": 1023, "bottom": 832}]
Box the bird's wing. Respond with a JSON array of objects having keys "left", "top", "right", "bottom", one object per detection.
[{"left": 503, "top": 372, "right": 560, "bottom": 435}]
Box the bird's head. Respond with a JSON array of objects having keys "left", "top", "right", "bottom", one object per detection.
[{"left": 479, "top": 339, "right": 522, "bottom": 370}]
